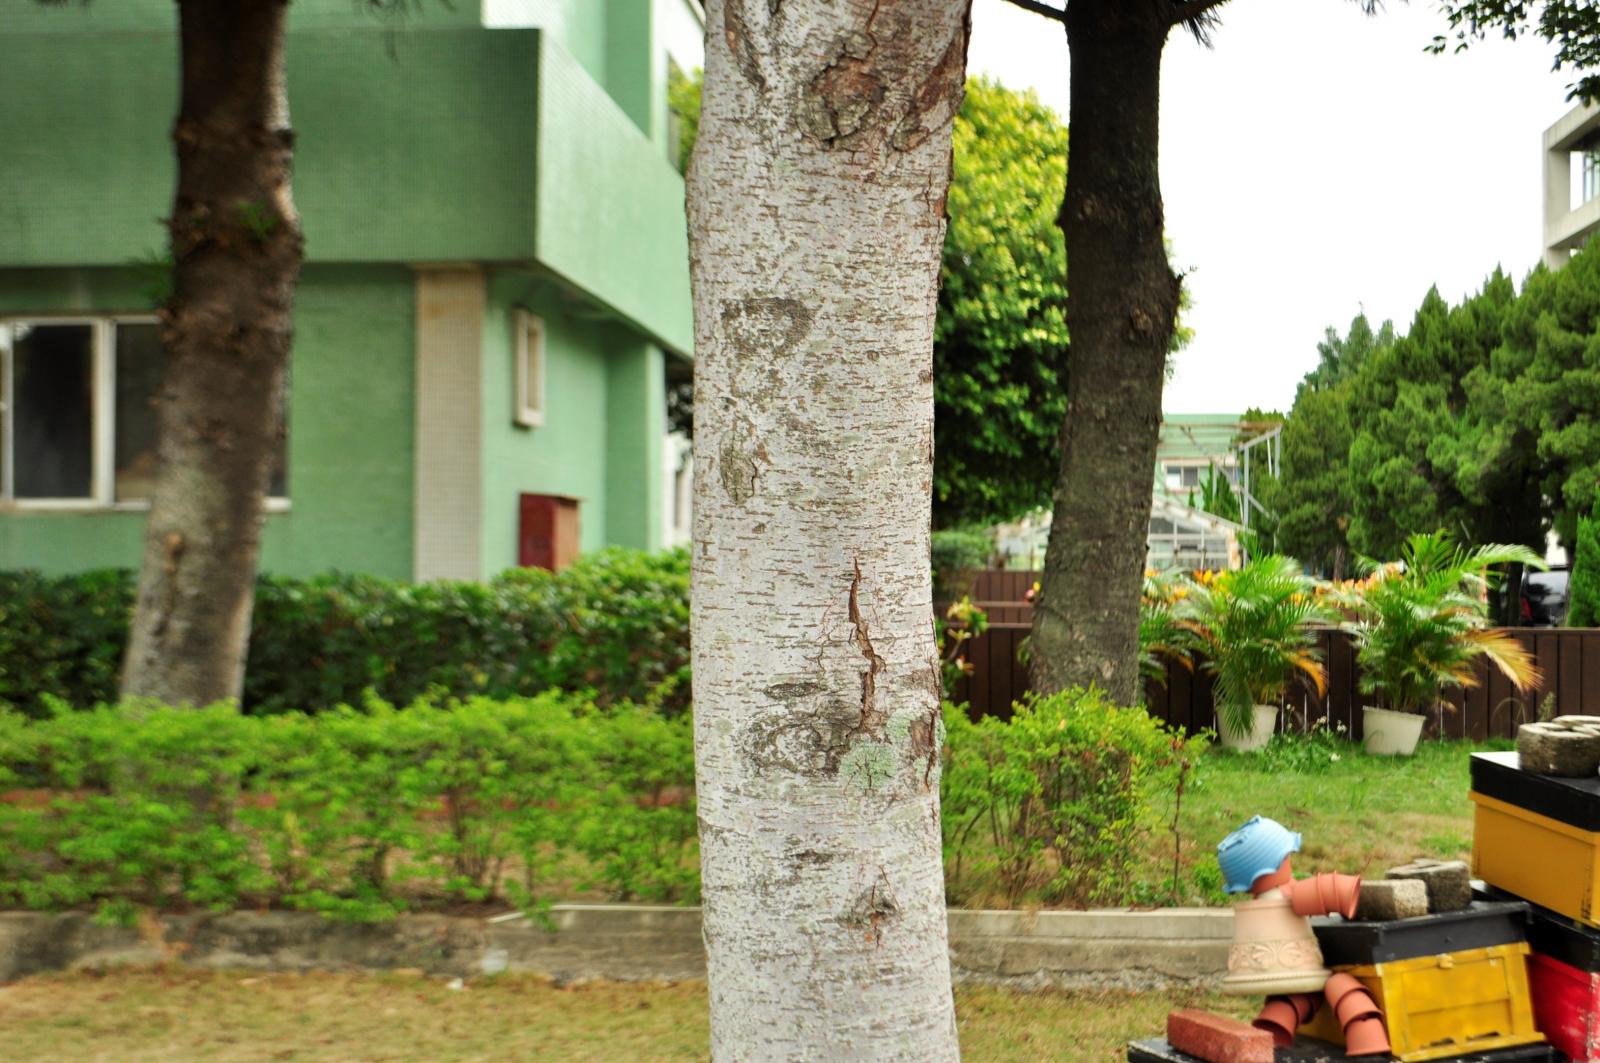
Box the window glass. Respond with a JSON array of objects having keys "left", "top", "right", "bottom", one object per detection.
[
  {"left": 14, "top": 323, "right": 93, "bottom": 498},
  {"left": 114, "top": 322, "right": 163, "bottom": 501}
]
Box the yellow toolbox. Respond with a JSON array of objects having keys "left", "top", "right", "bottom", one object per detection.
[{"left": 1301, "top": 942, "right": 1544, "bottom": 1062}]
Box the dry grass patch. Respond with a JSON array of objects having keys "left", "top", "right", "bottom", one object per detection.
[{"left": 0, "top": 967, "right": 1254, "bottom": 1062}]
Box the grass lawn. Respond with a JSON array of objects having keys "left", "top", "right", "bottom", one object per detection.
[
  {"left": 1156, "top": 735, "right": 1493, "bottom": 903},
  {"left": 0, "top": 967, "right": 1254, "bottom": 1061}
]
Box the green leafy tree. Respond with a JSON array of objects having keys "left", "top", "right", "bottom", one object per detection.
[
  {"left": 1571, "top": 499, "right": 1600, "bottom": 627},
  {"left": 1262, "top": 383, "right": 1357, "bottom": 578},
  {"left": 1432, "top": 1, "right": 1600, "bottom": 101},
  {"left": 1346, "top": 271, "right": 1543, "bottom": 561},
  {"left": 1494, "top": 242, "right": 1600, "bottom": 543},
  {"left": 666, "top": 64, "right": 701, "bottom": 176},
  {"left": 1300, "top": 313, "right": 1396, "bottom": 399},
  {"left": 933, "top": 78, "right": 1070, "bottom": 526},
  {"left": 1257, "top": 315, "right": 1392, "bottom": 578}
]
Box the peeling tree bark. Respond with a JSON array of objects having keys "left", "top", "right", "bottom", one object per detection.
[
  {"left": 688, "top": 1, "right": 971, "bottom": 1056},
  {"left": 1030, "top": 2, "right": 1181, "bottom": 705},
  {"left": 121, "top": 0, "right": 303, "bottom": 706}
]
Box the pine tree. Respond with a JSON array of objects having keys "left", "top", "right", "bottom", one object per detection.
[{"left": 1569, "top": 501, "right": 1600, "bottom": 627}]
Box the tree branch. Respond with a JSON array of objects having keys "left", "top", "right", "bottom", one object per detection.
[
  {"left": 997, "top": 0, "right": 1066, "bottom": 23},
  {"left": 1169, "top": 0, "right": 1230, "bottom": 27}
]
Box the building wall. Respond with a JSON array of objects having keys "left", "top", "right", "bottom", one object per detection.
[
  {"left": 1, "top": 27, "right": 542, "bottom": 271},
  {"left": 0, "top": 265, "right": 416, "bottom": 579},
  {"left": 604, "top": 339, "right": 666, "bottom": 552},
  {"left": 534, "top": 32, "right": 693, "bottom": 356},
  {"left": 2, "top": 0, "right": 478, "bottom": 32},
  {"left": 1544, "top": 101, "right": 1600, "bottom": 269},
  {"left": 479, "top": 273, "right": 613, "bottom": 570},
  {"left": 482, "top": 0, "right": 608, "bottom": 78},
  {"left": 0, "top": 3, "right": 692, "bottom": 580},
  {"left": 2, "top": 10, "right": 691, "bottom": 355}
]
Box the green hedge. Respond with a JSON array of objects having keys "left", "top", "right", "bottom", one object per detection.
[
  {"left": 0, "top": 688, "right": 1205, "bottom": 921},
  {"left": 0, "top": 693, "right": 698, "bottom": 921},
  {"left": 0, "top": 548, "right": 691, "bottom": 717}
]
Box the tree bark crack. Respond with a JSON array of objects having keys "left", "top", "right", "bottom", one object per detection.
[
  {"left": 724, "top": 0, "right": 769, "bottom": 92},
  {"left": 848, "top": 558, "right": 887, "bottom": 737}
]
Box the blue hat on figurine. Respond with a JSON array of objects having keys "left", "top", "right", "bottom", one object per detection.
[{"left": 1216, "top": 815, "right": 1301, "bottom": 894}]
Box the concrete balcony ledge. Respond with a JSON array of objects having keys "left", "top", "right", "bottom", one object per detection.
[{"left": 0, "top": 905, "right": 1233, "bottom": 990}]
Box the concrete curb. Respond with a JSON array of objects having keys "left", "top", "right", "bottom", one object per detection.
[{"left": 0, "top": 905, "right": 1233, "bottom": 989}]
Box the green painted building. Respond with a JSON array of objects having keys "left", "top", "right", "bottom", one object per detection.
[{"left": 0, "top": 0, "right": 701, "bottom": 580}]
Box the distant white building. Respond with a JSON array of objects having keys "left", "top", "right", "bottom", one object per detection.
[{"left": 1543, "top": 100, "right": 1600, "bottom": 269}]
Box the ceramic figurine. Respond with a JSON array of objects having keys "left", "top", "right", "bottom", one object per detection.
[{"left": 1217, "top": 816, "right": 1391, "bottom": 1056}]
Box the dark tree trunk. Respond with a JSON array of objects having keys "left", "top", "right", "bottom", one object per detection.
[
  {"left": 1499, "top": 561, "right": 1526, "bottom": 628},
  {"left": 1029, "top": 2, "right": 1181, "bottom": 705},
  {"left": 121, "top": 0, "right": 303, "bottom": 706}
]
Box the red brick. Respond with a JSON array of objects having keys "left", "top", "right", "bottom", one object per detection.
[{"left": 1166, "top": 1009, "right": 1275, "bottom": 1063}]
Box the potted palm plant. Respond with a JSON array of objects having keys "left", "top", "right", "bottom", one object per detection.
[
  {"left": 1176, "top": 556, "right": 1334, "bottom": 751},
  {"left": 1341, "top": 532, "right": 1545, "bottom": 756}
]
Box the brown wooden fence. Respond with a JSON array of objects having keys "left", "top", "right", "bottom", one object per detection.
[{"left": 945, "top": 571, "right": 1600, "bottom": 741}]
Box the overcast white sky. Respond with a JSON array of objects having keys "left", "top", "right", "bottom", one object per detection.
[{"left": 965, "top": 0, "right": 1579, "bottom": 414}]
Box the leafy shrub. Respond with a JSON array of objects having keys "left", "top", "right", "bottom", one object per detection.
[
  {"left": 0, "top": 548, "right": 690, "bottom": 717},
  {"left": 1257, "top": 717, "right": 1357, "bottom": 775},
  {"left": 0, "top": 693, "right": 698, "bottom": 922},
  {"left": 941, "top": 688, "right": 1208, "bottom": 907}
]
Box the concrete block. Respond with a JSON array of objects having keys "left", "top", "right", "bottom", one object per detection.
[
  {"left": 1387, "top": 859, "right": 1473, "bottom": 913},
  {"left": 1356, "top": 879, "right": 1429, "bottom": 922},
  {"left": 1165, "top": 1009, "right": 1273, "bottom": 1063},
  {"left": 1518, "top": 718, "right": 1600, "bottom": 777}
]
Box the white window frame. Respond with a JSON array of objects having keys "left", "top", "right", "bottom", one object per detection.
[
  {"left": 0, "top": 315, "right": 289, "bottom": 513},
  {"left": 513, "top": 308, "right": 546, "bottom": 429}
]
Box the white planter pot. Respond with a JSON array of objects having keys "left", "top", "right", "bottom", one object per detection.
[
  {"left": 1217, "top": 704, "right": 1280, "bottom": 752},
  {"left": 1363, "top": 706, "right": 1425, "bottom": 756}
]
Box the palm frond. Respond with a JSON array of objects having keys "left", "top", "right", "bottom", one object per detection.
[
  {"left": 1463, "top": 629, "right": 1542, "bottom": 692},
  {"left": 1288, "top": 651, "right": 1328, "bottom": 696}
]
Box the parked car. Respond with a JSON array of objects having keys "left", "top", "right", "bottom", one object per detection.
[{"left": 1521, "top": 566, "right": 1570, "bottom": 626}]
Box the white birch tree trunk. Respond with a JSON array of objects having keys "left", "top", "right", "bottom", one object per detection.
[{"left": 688, "top": 1, "right": 972, "bottom": 1058}]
